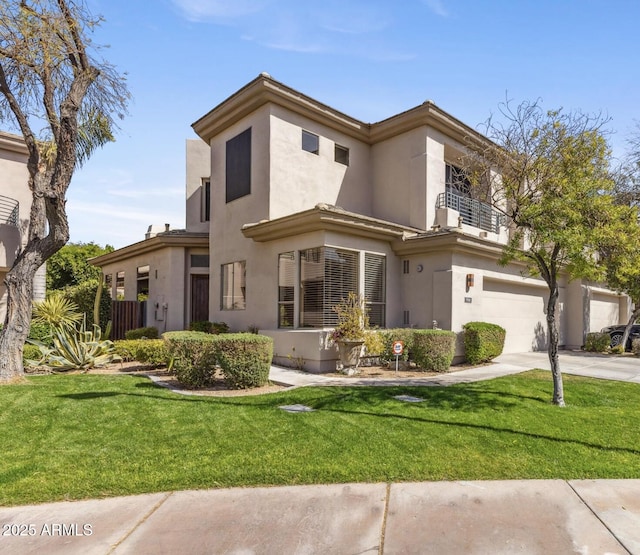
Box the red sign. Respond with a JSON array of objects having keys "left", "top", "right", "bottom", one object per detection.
[{"left": 392, "top": 341, "right": 404, "bottom": 355}]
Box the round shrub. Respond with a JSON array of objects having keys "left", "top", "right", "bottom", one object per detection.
[
  {"left": 214, "top": 333, "right": 273, "bottom": 389},
  {"left": 463, "top": 322, "right": 506, "bottom": 364},
  {"left": 411, "top": 330, "right": 456, "bottom": 372},
  {"left": 163, "top": 331, "right": 219, "bottom": 388},
  {"left": 23, "top": 343, "right": 43, "bottom": 366}
]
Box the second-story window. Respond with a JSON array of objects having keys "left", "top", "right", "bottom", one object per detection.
[
  {"left": 302, "top": 130, "right": 319, "bottom": 155},
  {"left": 226, "top": 128, "right": 251, "bottom": 203},
  {"left": 445, "top": 163, "right": 471, "bottom": 197},
  {"left": 335, "top": 144, "right": 349, "bottom": 166},
  {"left": 202, "top": 179, "right": 211, "bottom": 221}
]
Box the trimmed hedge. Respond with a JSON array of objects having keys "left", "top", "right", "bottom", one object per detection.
[
  {"left": 214, "top": 334, "right": 273, "bottom": 389},
  {"left": 114, "top": 339, "right": 169, "bottom": 366},
  {"left": 463, "top": 322, "right": 506, "bottom": 364},
  {"left": 411, "top": 329, "right": 456, "bottom": 372},
  {"left": 163, "top": 331, "right": 219, "bottom": 388},
  {"left": 188, "top": 321, "right": 230, "bottom": 334},
  {"left": 124, "top": 326, "right": 159, "bottom": 340},
  {"left": 584, "top": 332, "right": 611, "bottom": 353},
  {"left": 163, "top": 331, "right": 273, "bottom": 389}
]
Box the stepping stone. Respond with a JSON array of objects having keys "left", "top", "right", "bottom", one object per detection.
[
  {"left": 279, "top": 404, "right": 315, "bottom": 413},
  {"left": 393, "top": 395, "right": 424, "bottom": 403}
]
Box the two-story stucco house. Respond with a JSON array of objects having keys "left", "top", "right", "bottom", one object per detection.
[
  {"left": 0, "top": 131, "right": 46, "bottom": 321},
  {"left": 93, "top": 74, "right": 628, "bottom": 371}
]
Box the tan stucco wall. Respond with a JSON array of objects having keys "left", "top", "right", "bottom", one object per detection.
[
  {"left": 0, "top": 132, "right": 45, "bottom": 321},
  {"left": 185, "top": 139, "right": 211, "bottom": 233},
  {"left": 100, "top": 246, "right": 210, "bottom": 333},
  {"left": 268, "top": 106, "right": 372, "bottom": 219}
]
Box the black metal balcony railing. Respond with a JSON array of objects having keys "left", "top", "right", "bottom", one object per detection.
[
  {"left": 0, "top": 194, "right": 19, "bottom": 226},
  {"left": 436, "top": 191, "right": 505, "bottom": 234}
]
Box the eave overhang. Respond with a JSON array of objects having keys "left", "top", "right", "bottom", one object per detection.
[
  {"left": 242, "top": 204, "right": 422, "bottom": 243},
  {"left": 0, "top": 131, "right": 28, "bottom": 155},
  {"left": 392, "top": 228, "right": 507, "bottom": 260},
  {"left": 89, "top": 232, "right": 209, "bottom": 267},
  {"left": 192, "top": 73, "right": 496, "bottom": 151}
]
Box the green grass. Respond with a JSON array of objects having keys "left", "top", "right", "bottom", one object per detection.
[{"left": 1, "top": 370, "right": 640, "bottom": 506}]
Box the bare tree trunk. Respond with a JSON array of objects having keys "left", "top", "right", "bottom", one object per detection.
[
  {"left": 621, "top": 304, "right": 640, "bottom": 351},
  {"left": 0, "top": 253, "right": 41, "bottom": 380},
  {"left": 546, "top": 281, "right": 565, "bottom": 406}
]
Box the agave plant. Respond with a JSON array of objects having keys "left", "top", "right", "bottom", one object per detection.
[{"left": 27, "top": 316, "right": 121, "bottom": 372}]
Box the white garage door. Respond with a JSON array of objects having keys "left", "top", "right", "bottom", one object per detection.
[{"left": 482, "top": 279, "right": 553, "bottom": 353}]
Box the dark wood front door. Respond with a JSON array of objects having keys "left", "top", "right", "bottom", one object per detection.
[{"left": 191, "top": 274, "right": 210, "bottom": 323}]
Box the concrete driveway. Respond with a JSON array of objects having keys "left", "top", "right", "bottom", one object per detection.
[{"left": 494, "top": 350, "right": 640, "bottom": 383}]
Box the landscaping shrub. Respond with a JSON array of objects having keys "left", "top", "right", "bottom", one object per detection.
[
  {"left": 215, "top": 333, "right": 273, "bottom": 389},
  {"left": 363, "top": 330, "right": 385, "bottom": 357},
  {"left": 463, "top": 321, "right": 506, "bottom": 364},
  {"left": 163, "top": 331, "right": 219, "bottom": 387},
  {"left": 124, "top": 326, "right": 159, "bottom": 340},
  {"left": 62, "top": 279, "right": 111, "bottom": 331},
  {"left": 584, "top": 332, "right": 611, "bottom": 353},
  {"left": 28, "top": 321, "right": 54, "bottom": 346},
  {"left": 633, "top": 338, "right": 640, "bottom": 356},
  {"left": 22, "top": 343, "right": 43, "bottom": 366},
  {"left": 411, "top": 329, "right": 456, "bottom": 372},
  {"left": 378, "top": 328, "right": 414, "bottom": 363},
  {"left": 114, "top": 339, "right": 169, "bottom": 366},
  {"left": 188, "top": 321, "right": 230, "bottom": 334}
]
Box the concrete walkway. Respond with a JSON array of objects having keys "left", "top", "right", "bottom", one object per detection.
[
  {"left": 270, "top": 350, "right": 640, "bottom": 388},
  {"left": 1, "top": 480, "right": 639, "bottom": 554},
  {"left": 2, "top": 351, "right": 640, "bottom": 554}
]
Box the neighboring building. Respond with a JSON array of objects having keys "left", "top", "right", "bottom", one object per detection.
[
  {"left": 0, "top": 131, "right": 46, "bottom": 321},
  {"left": 94, "top": 74, "right": 629, "bottom": 370},
  {"left": 91, "top": 139, "right": 210, "bottom": 336}
]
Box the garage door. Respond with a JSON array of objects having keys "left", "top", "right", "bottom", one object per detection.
[{"left": 482, "top": 279, "right": 555, "bottom": 353}]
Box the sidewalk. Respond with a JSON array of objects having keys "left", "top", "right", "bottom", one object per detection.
[
  {"left": 3, "top": 351, "right": 639, "bottom": 554},
  {"left": 1, "top": 480, "right": 639, "bottom": 554}
]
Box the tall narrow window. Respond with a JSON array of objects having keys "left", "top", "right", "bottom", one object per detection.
[
  {"left": 202, "top": 179, "right": 211, "bottom": 221},
  {"left": 299, "top": 247, "right": 358, "bottom": 327},
  {"left": 445, "top": 163, "right": 471, "bottom": 196},
  {"left": 220, "top": 261, "right": 246, "bottom": 310},
  {"left": 104, "top": 274, "right": 113, "bottom": 299},
  {"left": 137, "top": 265, "right": 150, "bottom": 301},
  {"left": 365, "top": 253, "right": 386, "bottom": 327},
  {"left": 278, "top": 252, "right": 295, "bottom": 328},
  {"left": 226, "top": 128, "right": 251, "bottom": 203},
  {"left": 115, "top": 271, "right": 125, "bottom": 300},
  {"left": 302, "top": 130, "right": 319, "bottom": 155}
]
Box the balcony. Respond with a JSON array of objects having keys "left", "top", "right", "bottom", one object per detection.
[
  {"left": 436, "top": 191, "right": 505, "bottom": 234},
  {"left": 0, "top": 194, "right": 18, "bottom": 226}
]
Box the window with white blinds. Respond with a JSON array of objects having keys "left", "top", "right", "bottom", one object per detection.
[
  {"left": 278, "top": 252, "right": 295, "bottom": 328},
  {"left": 364, "top": 253, "right": 386, "bottom": 327},
  {"left": 220, "top": 261, "right": 246, "bottom": 310},
  {"left": 300, "top": 247, "right": 358, "bottom": 327}
]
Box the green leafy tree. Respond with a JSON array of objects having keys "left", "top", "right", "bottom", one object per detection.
[
  {"left": 600, "top": 126, "right": 640, "bottom": 347},
  {"left": 46, "top": 242, "right": 114, "bottom": 291},
  {"left": 465, "top": 100, "right": 628, "bottom": 406},
  {"left": 0, "top": 1, "right": 129, "bottom": 381}
]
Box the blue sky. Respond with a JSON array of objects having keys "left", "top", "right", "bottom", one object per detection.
[{"left": 69, "top": 0, "right": 640, "bottom": 248}]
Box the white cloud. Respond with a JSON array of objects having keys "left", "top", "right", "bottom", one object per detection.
[
  {"left": 423, "top": 0, "right": 448, "bottom": 17},
  {"left": 171, "top": 0, "right": 269, "bottom": 21}
]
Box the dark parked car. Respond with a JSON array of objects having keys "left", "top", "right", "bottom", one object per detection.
[{"left": 601, "top": 324, "right": 640, "bottom": 350}]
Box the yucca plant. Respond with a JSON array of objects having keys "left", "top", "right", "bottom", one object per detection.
[
  {"left": 32, "top": 293, "right": 82, "bottom": 331},
  {"left": 27, "top": 316, "right": 121, "bottom": 372}
]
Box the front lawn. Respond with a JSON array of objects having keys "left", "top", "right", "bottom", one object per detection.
[{"left": 1, "top": 370, "right": 639, "bottom": 506}]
